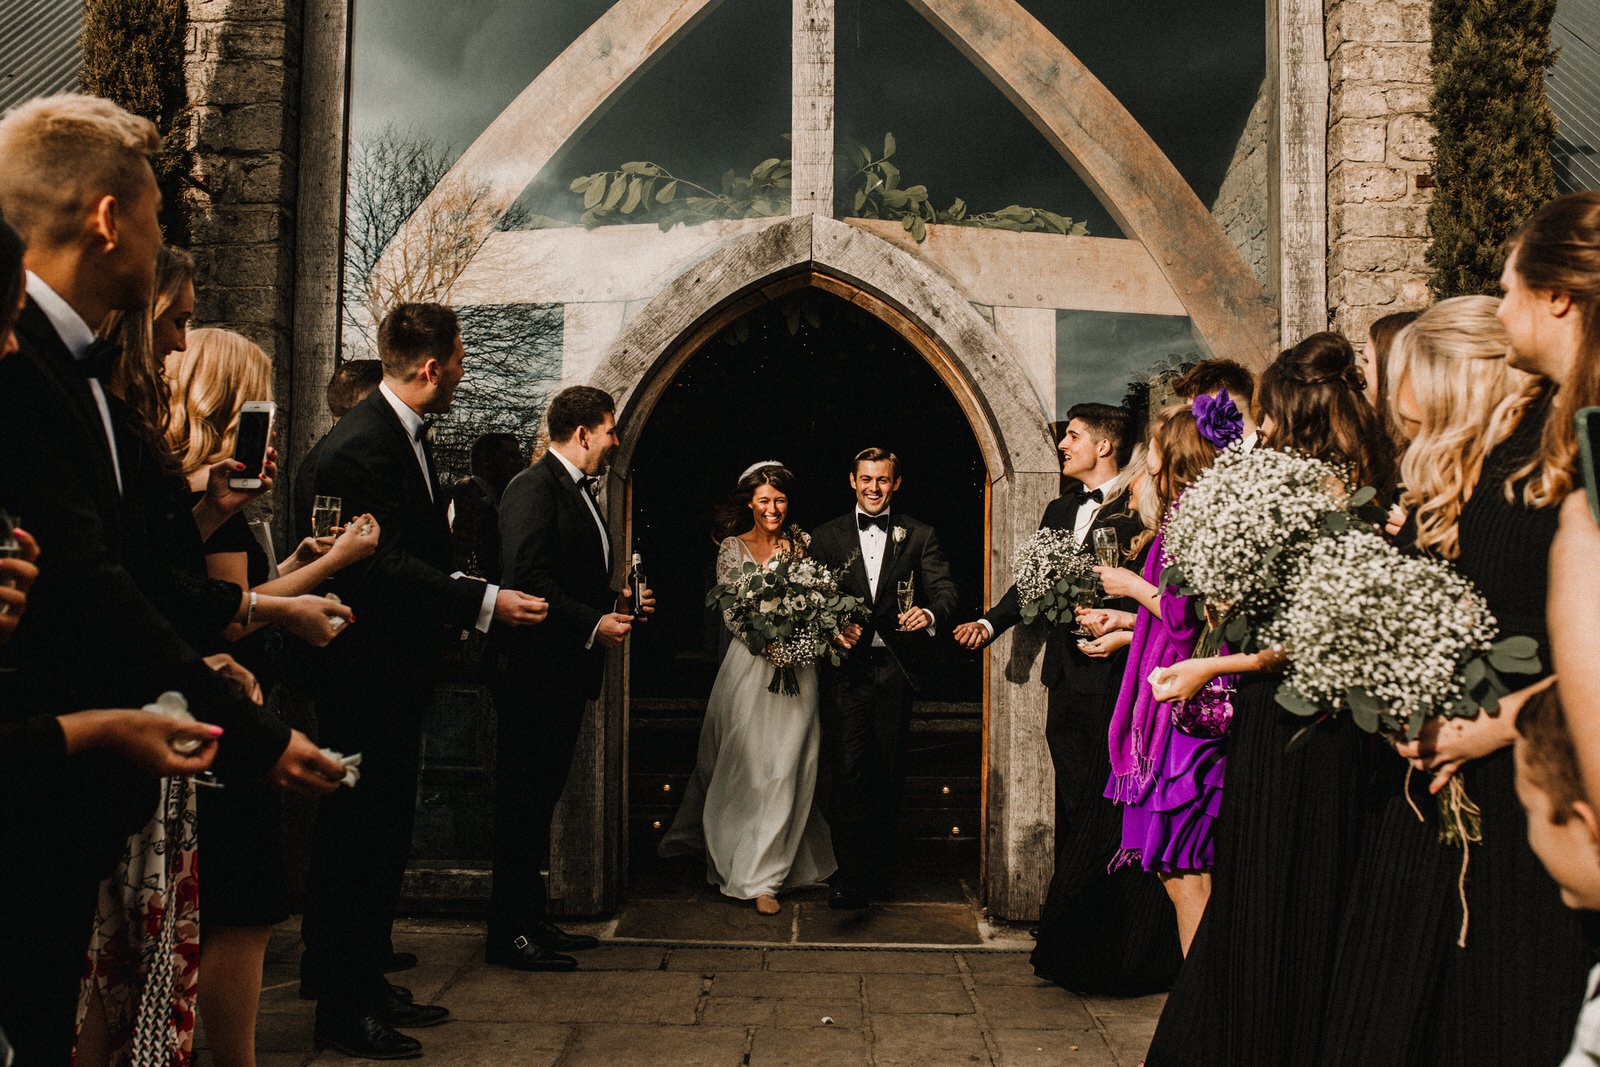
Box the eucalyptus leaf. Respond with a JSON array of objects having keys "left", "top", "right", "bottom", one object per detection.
[
  {"left": 1275, "top": 683, "right": 1320, "bottom": 717},
  {"left": 1349, "top": 486, "right": 1377, "bottom": 507}
]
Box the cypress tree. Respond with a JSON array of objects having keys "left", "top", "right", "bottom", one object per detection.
[
  {"left": 1427, "top": 0, "right": 1559, "bottom": 297},
  {"left": 80, "top": 0, "right": 191, "bottom": 245}
]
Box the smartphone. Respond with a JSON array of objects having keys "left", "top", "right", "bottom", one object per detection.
[{"left": 229, "top": 401, "right": 276, "bottom": 490}]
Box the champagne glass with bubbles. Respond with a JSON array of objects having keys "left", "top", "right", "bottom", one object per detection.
[{"left": 896, "top": 574, "right": 916, "bottom": 630}]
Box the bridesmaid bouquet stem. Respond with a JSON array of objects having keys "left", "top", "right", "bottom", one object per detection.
[{"left": 706, "top": 543, "right": 866, "bottom": 696}]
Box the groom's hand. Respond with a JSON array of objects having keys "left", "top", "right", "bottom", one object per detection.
[
  {"left": 832, "top": 622, "right": 863, "bottom": 650},
  {"left": 596, "top": 613, "right": 633, "bottom": 647},
  {"left": 898, "top": 607, "right": 932, "bottom": 632},
  {"left": 952, "top": 622, "right": 988, "bottom": 649}
]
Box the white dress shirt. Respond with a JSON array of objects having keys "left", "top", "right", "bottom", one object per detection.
[
  {"left": 856, "top": 507, "right": 890, "bottom": 647},
  {"left": 27, "top": 272, "right": 123, "bottom": 494},
  {"left": 378, "top": 381, "right": 497, "bottom": 632}
]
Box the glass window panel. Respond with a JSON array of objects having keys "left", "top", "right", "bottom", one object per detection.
[
  {"left": 1551, "top": 0, "right": 1600, "bottom": 193},
  {"left": 349, "top": 0, "right": 613, "bottom": 159},
  {"left": 1017, "top": 0, "right": 1267, "bottom": 210},
  {"left": 514, "top": 0, "right": 792, "bottom": 228},
  {"left": 1056, "top": 309, "right": 1205, "bottom": 415},
  {"left": 835, "top": 0, "right": 1120, "bottom": 237}
]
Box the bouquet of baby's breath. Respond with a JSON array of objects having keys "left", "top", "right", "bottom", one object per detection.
[
  {"left": 1255, "top": 529, "right": 1535, "bottom": 739},
  {"left": 1160, "top": 445, "right": 1378, "bottom": 647},
  {"left": 705, "top": 536, "right": 865, "bottom": 695},
  {"left": 1012, "top": 527, "right": 1097, "bottom": 625}
]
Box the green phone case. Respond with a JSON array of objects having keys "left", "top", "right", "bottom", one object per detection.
[{"left": 1577, "top": 406, "right": 1600, "bottom": 526}]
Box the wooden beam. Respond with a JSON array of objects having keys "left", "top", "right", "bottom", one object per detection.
[
  {"left": 451, "top": 220, "right": 1189, "bottom": 317},
  {"left": 902, "top": 0, "right": 1280, "bottom": 368},
  {"left": 791, "top": 0, "right": 834, "bottom": 215},
  {"left": 1269, "top": 0, "right": 1330, "bottom": 344}
]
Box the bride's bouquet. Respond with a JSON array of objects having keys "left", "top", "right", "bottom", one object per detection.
[
  {"left": 1012, "top": 528, "right": 1097, "bottom": 625},
  {"left": 706, "top": 533, "right": 866, "bottom": 696}
]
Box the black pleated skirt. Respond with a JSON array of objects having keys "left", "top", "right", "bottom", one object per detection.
[
  {"left": 1146, "top": 674, "right": 1374, "bottom": 1066},
  {"left": 1319, "top": 746, "right": 1588, "bottom": 1066}
]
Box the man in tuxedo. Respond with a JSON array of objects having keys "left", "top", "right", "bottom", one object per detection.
[
  {"left": 809, "top": 447, "right": 958, "bottom": 910},
  {"left": 488, "top": 385, "right": 652, "bottom": 970},
  {"left": 292, "top": 358, "right": 383, "bottom": 542},
  {"left": 954, "top": 403, "right": 1144, "bottom": 852},
  {"left": 0, "top": 93, "right": 346, "bottom": 1064},
  {"left": 301, "top": 303, "right": 548, "bottom": 1056}
]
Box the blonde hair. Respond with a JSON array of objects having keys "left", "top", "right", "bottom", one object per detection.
[
  {"left": 1389, "top": 296, "right": 1537, "bottom": 557},
  {"left": 0, "top": 94, "right": 160, "bottom": 248},
  {"left": 165, "top": 327, "right": 272, "bottom": 475}
]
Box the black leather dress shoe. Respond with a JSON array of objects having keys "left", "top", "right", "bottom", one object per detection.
[
  {"left": 382, "top": 951, "right": 419, "bottom": 973},
  {"left": 531, "top": 919, "right": 599, "bottom": 952},
  {"left": 485, "top": 934, "right": 578, "bottom": 972},
  {"left": 379, "top": 994, "right": 450, "bottom": 1030},
  {"left": 313, "top": 1013, "right": 422, "bottom": 1059},
  {"left": 828, "top": 889, "right": 870, "bottom": 911}
]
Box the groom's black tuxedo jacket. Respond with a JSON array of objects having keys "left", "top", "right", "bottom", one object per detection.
[
  {"left": 311, "top": 387, "right": 487, "bottom": 666},
  {"left": 982, "top": 485, "right": 1145, "bottom": 697},
  {"left": 494, "top": 450, "right": 615, "bottom": 700},
  {"left": 808, "top": 511, "right": 958, "bottom": 692},
  {"left": 0, "top": 299, "right": 289, "bottom": 863}
]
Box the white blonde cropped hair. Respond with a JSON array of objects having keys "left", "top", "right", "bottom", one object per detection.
[{"left": 0, "top": 94, "right": 160, "bottom": 248}]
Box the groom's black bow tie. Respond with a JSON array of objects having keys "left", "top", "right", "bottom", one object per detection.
[
  {"left": 79, "top": 338, "right": 121, "bottom": 382},
  {"left": 858, "top": 512, "right": 889, "bottom": 532},
  {"left": 415, "top": 418, "right": 437, "bottom": 446},
  {"left": 1070, "top": 486, "right": 1104, "bottom": 506}
]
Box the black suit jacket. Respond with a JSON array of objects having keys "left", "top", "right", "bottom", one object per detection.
[
  {"left": 309, "top": 388, "right": 487, "bottom": 668},
  {"left": 494, "top": 451, "right": 615, "bottom": 699},
  {"left": 982, "top": 487, "right": 1146, "bottom": 695},
  {"left": 808, "top": 511, "right": 958, "bottom": 692},
  {"left": 0, "top": 301, "right": 289, "bottom": 860}
]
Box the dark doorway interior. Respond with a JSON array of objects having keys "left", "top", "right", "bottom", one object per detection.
[{"left": 625, "top": 289, "right": 987, "bottom": 907}]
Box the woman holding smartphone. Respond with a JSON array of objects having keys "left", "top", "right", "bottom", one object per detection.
[{"left": 162, "top": 326, "right": 381, "bottom": 1067}]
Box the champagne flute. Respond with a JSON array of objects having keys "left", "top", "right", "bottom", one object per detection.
[
  {"left": 1093, "top": 526, "right": 1121, "bottom": 570},
  {"left": 896, "top": 574, "right": 916, "bottom": 630},
  {"left": 311, "top": 495, "right": 342, "bottom": 539}
]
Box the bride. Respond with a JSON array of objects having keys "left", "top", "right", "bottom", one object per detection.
[{"left": 659, "top": 462, "right": 837, "bottom": 914}]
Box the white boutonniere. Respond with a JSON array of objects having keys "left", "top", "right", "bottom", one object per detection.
[{"left": 892, "top": 525, "right": 907, "bottom": 545}]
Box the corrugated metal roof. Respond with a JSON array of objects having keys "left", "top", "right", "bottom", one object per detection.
[
  {"left": 1552, "top": 0, "right": 1600, "bottom": 192},
  {"left": 0, "top": 0, "right": 83, "bottom": 116}
]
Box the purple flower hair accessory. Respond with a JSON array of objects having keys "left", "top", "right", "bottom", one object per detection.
[{"left": 1191, "top": 390, "right": 1244, "bottom": 450}]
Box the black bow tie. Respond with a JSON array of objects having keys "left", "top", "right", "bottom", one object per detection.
[
  {"left": 1071, "top": 487, "right": 1104, "bottom": 506},
  {"left": 415, "top": 418, "right": 436, "bottom": 445},
  {"left": 80, "top": 338, "right": 121, "bottom": 382},
  {"left": 858, "top": 512, "right": 889, "bottom": 532},
  {"left": 584, "top": 476, "right": 602, "bottom": 497}
]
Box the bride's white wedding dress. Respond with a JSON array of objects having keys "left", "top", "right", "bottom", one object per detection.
[{"left": 658, "top": 536, "right": 836, "bottom": 899}]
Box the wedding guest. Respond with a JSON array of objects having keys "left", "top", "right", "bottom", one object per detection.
[
  {"left": 1534, "top": 192, "right": 1600, "bottom": 806},
  {"left": 166, "top": 327, "right": 381, "bottom": 1067},
  {"left": 301, "top": 303, "right": 547, "bottom": 1056},
  {"left": 1172, "top": 358, "right": 1258, "bottom": 447},
  {"left": 1099, "top": 398, "right": 1239, "bottom": 955},
  {"left": 0, "top": 94, "right": 343, "bottom": 1065},
  {"left": 659, "top": 463, "right": 837, "bottom": 914},
  {"left": 954, "top": 406, "right": 1179, "bottom": 994},
  {"left": 1315, "top": 294, "right": 1580, "bottom": 1067},
  {"left": 1363, "top": 308, "right": 1421, "bottom": 416},
  {"left": 292, "top": 359, "right": 383, "bottom": 543},
  {"left": 810, "top": 448, "right": 958, "bottom": 911},
  {"left": 1512, "top": 686, "right": 1600, "bottom": 1067},
  {"left": 448, "top": 432, "right": 523, "bottom": 580},
  {"left": 1141, "top": 332, "right": 1393, "bottom": 1066},
  {"left": 488, "top": 386, "right": 642, "bottom": 969}
]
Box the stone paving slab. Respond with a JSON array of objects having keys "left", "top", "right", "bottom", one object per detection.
[{"left": 219, "top": 922, "right": 1163, "bottom": 1066}]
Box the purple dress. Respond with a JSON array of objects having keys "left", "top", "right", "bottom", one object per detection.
[{"left": 1103, "top": 529, "right": 1227, "bottom": 873}]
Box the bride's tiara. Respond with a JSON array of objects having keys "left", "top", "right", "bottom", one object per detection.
[{"left": 738, "top": 460, "right": 786, "bottom": 484}]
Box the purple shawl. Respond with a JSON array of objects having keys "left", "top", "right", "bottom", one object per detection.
[{"left": 1105, "top": 529, "right": 1208, "bottom": 802}]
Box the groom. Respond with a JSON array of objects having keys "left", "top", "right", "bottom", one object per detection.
[{"left": 809, "top": 447, "right": 958, "bottom": 910}]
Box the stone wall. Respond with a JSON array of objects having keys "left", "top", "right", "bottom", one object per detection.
[
  {"left": 1211, "top": 79, "right": 1273, "bottom": 294},
  {"left": 1325, "top": 0, "right": 1434, "bottom": 344},
  {"left": 184, "top": 0, "right": 302, "bottom": 379}
]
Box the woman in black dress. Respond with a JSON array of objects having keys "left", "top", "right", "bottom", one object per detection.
[
  {"left": 1142, "top": 333, "right": 1394, "bottom": 1067},
  {"left": 1321, "top": 199, "right": 1600, "bottom": 1066}
]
